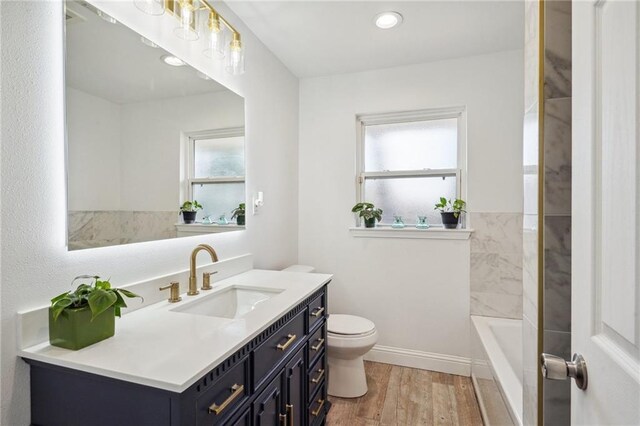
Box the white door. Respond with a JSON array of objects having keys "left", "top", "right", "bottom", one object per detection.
[{"left": 572, "top": 0, "right": 640, "bottom": 424}]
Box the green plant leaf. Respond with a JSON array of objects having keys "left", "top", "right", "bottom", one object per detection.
[
  {"left": 88, "top": 289, "right": 117, "bottom": 320},
  {"left": 51, "top": 291, "right": 70, "bottom": 305},
  {"left": 118, "top": 288, "right": 141, "bottom": 299},
  {"left": 51, "top": 298, "right": 73, "bottom": 321}
]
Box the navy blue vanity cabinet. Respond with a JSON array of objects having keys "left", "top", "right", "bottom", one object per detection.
[{"left": 26, "top": 283, "right": 330, "bottom": 426}]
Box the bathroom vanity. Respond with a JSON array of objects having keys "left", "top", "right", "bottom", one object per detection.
[{"left": 20, "top": 269, "right": 331, "bottom": 426}]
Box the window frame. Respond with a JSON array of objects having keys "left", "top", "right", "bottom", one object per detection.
[
  {"left": 355, "top": 107, "right": 467, "bottom": 227},
  {"left": 184, "top": 127, "right": 245, "bottom": 203}
]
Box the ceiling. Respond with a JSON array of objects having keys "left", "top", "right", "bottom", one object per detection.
[
  {"left": 66, "top": 2, "right": 228, "bottom": 104},
  {"left": 227, "top": 1, "right": 524, "bottom": 78}
]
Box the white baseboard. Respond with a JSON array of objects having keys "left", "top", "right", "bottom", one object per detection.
[{"left": 363, "top": 345, "right": 471, "bottom": 377}]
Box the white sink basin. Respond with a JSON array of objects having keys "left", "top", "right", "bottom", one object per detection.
[{"left": 171, "top": 286, "right": 284, "bottom": 319}]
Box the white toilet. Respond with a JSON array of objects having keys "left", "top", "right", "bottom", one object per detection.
[
  {"left": 326, "top": 314, "right": 378, "bottom": 398},
  {"left": 281, "top": 265, "right": 379, "bottom": 399}
]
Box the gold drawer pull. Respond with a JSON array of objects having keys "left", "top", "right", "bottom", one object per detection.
[
  {"left": 276, "top": 334, "right": 297, "bottom": 351},
  {"left": 311, "top": 399, "right": 325, "bottom": 417},
  {"left": 286, "top": 404, "right": 294, "bottom": 426},
  {"left": 208, "top": 384, "right": 244, "bottom": 415},
  {"left": 311, "top": 307, "right": 325, "bottom": 317},
  {"left": 311, "top": 368, "right": 325, "bottom": 383},
  {"left": 311, "top": 338, "right": 325, "bottom": 351}
]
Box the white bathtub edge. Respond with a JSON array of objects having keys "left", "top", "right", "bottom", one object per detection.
[{"left": 471, "top": 315, "right": 523, "bottom": 426}]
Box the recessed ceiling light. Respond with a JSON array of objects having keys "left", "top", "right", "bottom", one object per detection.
[
  {"left": 96, "top": 9, "right": 117, "bottom": 24},
  {"left": 196, "top": 71, "right": 211, "bottom": 80},
  {"left": 374, "top": 11, "right": 403, "bottom": 29},
  {"left": 140, "top": 36, "right": 159, "bottom": 48},
  {"left": 160, "top": 55, "right": 185, "bottom": 67}
]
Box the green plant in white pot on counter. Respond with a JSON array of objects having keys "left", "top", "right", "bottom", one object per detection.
[
  {"left": 434, "top": 197, "right": 466, "bottom": 229},
  {"left": 231, "top": 203, "right": 246, "bottom": 226},
  {"left": 49, "top": 275, "right": 142, "bottom": 350},
  {"left": 351, "top": 202, "right": 383, "bottom": 228}
]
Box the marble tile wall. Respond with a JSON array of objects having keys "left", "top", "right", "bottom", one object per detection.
[
  {"left": 522, "top": 1, "right": 572, "bottom": 424},
  {"left": 470, "top": 212, "right": 523, "bottom": 319},
  {"left": 68, "top": 211, "right": 177, "bottom": 250}
]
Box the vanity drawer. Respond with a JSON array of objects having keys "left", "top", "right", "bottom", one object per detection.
[
  {"left": 253, "top": 310, "right": 306, "bottom": 391},
  {"left": 196, "top": 356, "right": 250, "bottom": 426},
  {"left": 308, "top": 292, "right": 326, "bottom": 332},
  {"left": 308, "top": 381, "right": 328, "bottom": 426},
  {"left": 307, "top": 354, "right": 326, "bottom": 403},
  {"left": 307, "top": 323, "right": 326, "bottom": 366}
]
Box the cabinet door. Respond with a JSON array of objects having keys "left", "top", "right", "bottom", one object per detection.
[
  {"left": 253, "top": 371, "right": 285, "bottom": 426},
  {"left": 284, "top": 346, "right": 306, "bottom": 426}
]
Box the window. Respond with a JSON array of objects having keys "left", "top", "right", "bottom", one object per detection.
[
  {"left": 187, "top": 128, "right": 245, "bottom": 222},
  {"left": 356, "top": 108, "right": 466, "bottom": 227}
]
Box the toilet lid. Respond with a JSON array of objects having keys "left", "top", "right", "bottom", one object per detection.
[{"left": 328, "top": 314, "right": 375, "bottom": 335}]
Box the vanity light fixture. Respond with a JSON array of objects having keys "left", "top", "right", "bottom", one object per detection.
[
  {"left": 374, "top": 11, "right": 403, "bottom": 29},
  {"left": 134, "top": 0, "right": 245, "bottom": 75},
  {"left": 161, "top": 54, "right": 186, "bottom": 66},
  {"left": 134, "top": 0, "right": 165, "bottom": 16}
]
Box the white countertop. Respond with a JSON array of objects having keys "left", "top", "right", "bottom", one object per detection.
[{"left": 19, "top": 269, "right": 332, "bottom": 393}]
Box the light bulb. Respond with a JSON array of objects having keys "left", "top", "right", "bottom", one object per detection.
[
  {"left": 133, "top": 0, "right": 165, "bottom": 16},
  {"left": 203, "top": 11, "right": 226, "bottom": 58},
  {"left": 374, "top": 12, "right": 403, "bottom": 29},
  {"left": 173, "top": 0, "right": 199, "bottom": 41},
  {"left": 225, "top": 34, "right": 245, "bottom": 75}
]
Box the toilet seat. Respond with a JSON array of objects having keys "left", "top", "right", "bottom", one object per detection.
[{"left": 328, "top": 314, "right": 376, "bottom": 336}]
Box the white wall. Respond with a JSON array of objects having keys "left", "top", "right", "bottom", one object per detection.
[
  {"left": 0, "top": 1, "right": 299, "bottom": 424},
  {"left": 298, "top": 50, "right": 523, "bottom": 361},
  {"left": 67, "top": 87, "right": 122, "bottom": 211}
]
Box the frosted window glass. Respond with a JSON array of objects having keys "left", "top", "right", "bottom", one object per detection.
[
  {"left": 364, "top": 176, "right": 457, "bottom": 225},
  {"left": 192, "top": 182, "right": 244, "bottom": 222},
  {"left": 194, "top": 136, "right": 244, "bottom": 178},
  {"left": 364, "top": 119, "right": 457, "bottom": 171}
]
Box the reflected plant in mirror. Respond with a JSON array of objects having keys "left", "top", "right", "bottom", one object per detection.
[{"left": 65, "top": 1, "right": 246, "bottom": 250}]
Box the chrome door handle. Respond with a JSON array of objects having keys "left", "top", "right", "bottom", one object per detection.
[{"left": 540, "top": 353, "right": 588, "bottom": 390}]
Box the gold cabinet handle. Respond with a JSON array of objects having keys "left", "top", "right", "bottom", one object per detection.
[
  {"left": 311, "top": 307, "right": 325, "bottom": 317},
  {"left": 311, "top": 399, "right": 325, "bottom": 417},
  {"left": 279, "top": 413, "right": 287, "bottom": 426},
  {"left": 286, "top": 404, "right": 294, "bottom": 426},
  {"left": 311, "top": 368, "right": 325, "bottom": 384},
  {"left": 208, "top": 384, "right": 244, "bottom": 415},
  {"left": 311, "top": 338, "right": 325, "bottom": 351},
  {"left": 276, "top": 334, "right": 297, "bottom": 351}
]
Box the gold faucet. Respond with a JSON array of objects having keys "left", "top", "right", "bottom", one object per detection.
[{"left": 188, "top": 244, "right": 219, "bottom": 296}]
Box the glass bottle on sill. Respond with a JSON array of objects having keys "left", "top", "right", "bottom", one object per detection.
[
  {"left": 391, "top": 215, "right": 405, "bottom": 229},
  {"left": 416, "top": 215, "right": 430, "bottom": 229},
  {"left": 217, "top": 214, "right": 229, "bottom": 225}
]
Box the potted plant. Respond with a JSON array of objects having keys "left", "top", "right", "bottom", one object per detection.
[
  {"left": 179, "top": 200, "right": 202, "bottom": 224},
  {"left": 231, "top": 203, "right": 246, "bottom": 226},
  {"left": 49, "top": 275, "right": 141, "bottom": 350},
  {"left": 351, "top": 202, "right": 383, "bottom": 228},
  {"left": 434, "top": 197, "right": 466, "bottom": 229}
]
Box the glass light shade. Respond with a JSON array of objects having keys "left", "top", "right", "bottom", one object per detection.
[
  {"left": 225, "top": 37, "right": 245, "bottom": 75},
  {"left": 133, "top": 0, "right": 165, "bottom": 16},
  {"left": 203, "top": 13, "right": 226, "bottom": 58},
  {"left": 173, "top": 0, "right": 199, "bottom": 41}
]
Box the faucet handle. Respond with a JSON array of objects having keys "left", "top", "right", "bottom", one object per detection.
[
  {"left": 159, "top": 282, "right": 182, "bottom": 303},
  {"left": 202, "top": 271, "right": 218, "bottom": 291}
]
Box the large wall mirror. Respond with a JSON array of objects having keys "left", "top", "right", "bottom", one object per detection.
[{"left": 65, "top": 1, "right": 246, "bottom": 251}]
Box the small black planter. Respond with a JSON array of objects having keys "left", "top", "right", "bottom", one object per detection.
[
  {"left": 182, "top": 211, "right": 197, "bottom": 224},
  {"left": 441, "top": 212, "right": 460, "bottom": 229},
  {"left": 236, "top": 215, "right": 245, "bottom": 226},
  {"left": 364, "top": 218, "right": 377, "bottom": 228}
]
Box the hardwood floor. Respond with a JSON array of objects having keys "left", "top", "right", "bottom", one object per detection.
[{"left": 326, "top": 361, "right": 483, "bottom": 426}]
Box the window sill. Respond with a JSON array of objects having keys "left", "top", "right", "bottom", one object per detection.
[{"left": 349, "top": 226, "right": 473, "bottom": 240}]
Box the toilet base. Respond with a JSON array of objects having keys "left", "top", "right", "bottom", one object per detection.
[{"left": 327, "top": 355, "right": 368, "bottom": 398}]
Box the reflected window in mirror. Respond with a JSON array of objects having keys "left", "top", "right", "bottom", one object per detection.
[
  {"left": 187, "top": 129, "right": 245, "bottom": 224},
  {"left": 65, "top": 1, "right": 246, "bottom": 250}
]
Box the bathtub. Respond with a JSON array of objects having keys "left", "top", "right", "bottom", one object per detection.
[{"left": 471, "top": 315, "right": 523, "bottom": 426}]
